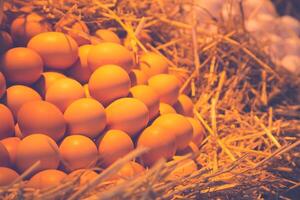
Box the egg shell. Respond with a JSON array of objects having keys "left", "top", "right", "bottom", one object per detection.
[
  {"left": 284, "top": 38, "right": 300, "bottom": 57},
  {"left": 11, "top": 13, "right": 51, "bottom": 46},
  {"left": 1, "top": 47, "right": 43, "bottom": 85},
  {"left": 94, "top": 29, "right": 121, "bottom": 44},
  {"left": 27, "top": 169, "right": 67, "bottom": 189},
  {"left": 1, "top": 137, "right": 21, "bottom": 166},
  {"left": 66, "top": 45, "right": 93, "bottom": 84},
  {"left": 167, "top": 158, "right": 197, "bottom": 180},
  {"left": 105, "top": 98, "right": 149, "bottom": 137},
  {"left": 67, "top": 169, "right": 98, "bottom": 185},
  {"left": 88, "top": 65, "right": 131, "bottom": 106},
  {"left": 64, "top": 98, "right": 106, "bottom": 138},
  {"left": 59, "top": 135, "right": 98, "bottom": 172},
  {"left": 0, "top": 143, "right": 10, "bottom": 167},
  {"left": 46, "top": 78, "right": 85, "bottom": 112},
  {"left": 98, "top": 130, "right": 134, "bottom": 167},
  {"left": 110, "top": 161, "right": 145, "bottom": 181},
  {"left": 129, "top": 85, "right": 160, "bottom": 120},
  {"left": 35, "top": 71, "right": 66, "bottom": 97},
  {"left": 17, "top": 101, "right": 66, "bottom": 141},
  {"left": 148, "top": 74, "right": 180, "bottom": 105},
  {"left": 187, "top": 117, "right": 205, "bottom": 147},
  {"left": 87, "top": 42, "right": 133, "bottom": 72},
  {"left": 159, "top": 103, "right": 177, "bottom": 115},
  {"left": 0, "top": 167, "right": 19, "bottom": 186},
  {"left": 275, "top": 16, "right": 300, "bottom": 38},
  {"left": 16, "top": 134, "right": 60, "bottom": 173},
  {"left": 280, "top": 55, "right": 300, "bottom": 75},
  {"left": 173, "top": 94, "right": 194, "bottom": 117},
  {"left": 153, "top": 114, "right": 193, "bottom": 150},
  {"left": 0, "top": 31, "right": 13, "bottom": 54},
  {"left": 137, "top": 125, "right": 176, "bottom": 166},
  {"left": 6, "top": 85, "right": 42, "bottom": 119},
  {"left": 27, "top": 32, "right": 78, "bottom": 69},
  {"left": 0, "top": 104, "right": 15, "bottom": 140},
  {"left": 139, "top": 52, "right": 169, "bottom": 78},
  {"left": 128, "top": 69, "right": 148, "bottom": 86},
  {"left": 0, "top": 72, "right": 6, "bottom": 99}
]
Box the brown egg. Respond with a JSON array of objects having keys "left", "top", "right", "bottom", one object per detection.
[
  {"left": 153, "top": 114, "right": 193, "bottom": 150},
  {"left": 106, "top": 98, "right": 149, "bottom": 137},
  {"left": 87, "top": 42, "right": 133, "bottom": 72},
  {"left": 64, "top": 98, "right": 106, "bottom": 138},
  {"left": 88, "top": 65, "right": 130, "bottom": 106},
  {"left": 167, "top": 157, "right": 197, "bottom": 180},
  {"left": 129, "top": 85, "right": 159, "bottom": 120},
  {"left": 66, "top": 45, "right": 93, "bottom": 84},
  {"left": 0, "top": 167, "right": 19, "bottom": 186},
  {"left": 173, "top": 94, "right": 194, "bottom": 117},
  {"left": 27, "top": 32, "right": 78, "bottom": 69},
  {"left": 0, "top": 104, "right": 15, "bottom": 140},
  {"left": 27, "top": 169, "right": 67, "bottom": 189},
  {"left": 17, "top": 101, "right": 66, "bottom": 141},
  {"left": 0, "top": 31, "right": 13, "bottom": 54},
  {"left": 11, "top": 13, "right": 51, "bottom": 46},
  {"left": 187, "top": 117, "right": 205, "bottom": 147},
  {"left": 1, "top": 137, "right": 21, "bottom": 166},
  {"left": 6, "top": 85, "right": 42, "bottom": 119},
  {"left": 148, "top": 74, "right": 180, "bottom": 105},
  {"left": 14, "top": 124, "right": 23, "bottom": 139},
  {"left": 83, "top": 84, "right": 91, "bottom": 98},
  {"left": 46, "top": 78, "right": 85, "bottom": 112},
  {"left": 1, "top": 47, "right": 43, "bottom": 85},
  {"left": 35, "top": 72, "right": 66, "bottom": 97},
  {"left": 0, "top": 143, "right": 10, "bottom": 167},
  {"left": 59, "top": 135, "right": 98, "bottom": 172},
  {"left": 16, "top": 134, "right": 60, "bottom": 173},
  {"left": 116, "top": 161, "right": 145, "bottom": 179},
  {"left": 139, "top": 52, "right": 169, "bottom": 78},
  {"left": 0, "top": 72, "right": 6, "bottom": 99},
  {"left": 137, "top": 125, "right": 176, "bottom": 166},
  {"left": 67, "top": 169, "right": 98, "bottom": 185},
  {"left": 129, "top": 69, "right": 148, "bottom": 86},
  {"left": 159, "top": 103, "right": 176, "bottom": 115},
  {"left": 94, "top": 29, "right": 121, "bottom": 44},
  {"left": 98, "top": 130, "right": 134, "bottom": 167}
]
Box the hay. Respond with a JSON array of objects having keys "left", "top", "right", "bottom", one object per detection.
[{"left": 1, "top": 0, "right": 300, "bottom": 199}]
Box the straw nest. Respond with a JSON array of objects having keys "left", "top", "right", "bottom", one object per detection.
[{"left": 1, "top": 0, "right": 300, "bottom": 199}]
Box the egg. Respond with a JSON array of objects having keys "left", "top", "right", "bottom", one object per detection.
[
  {"left": 153, "top": 114, "right": 193, "bottom": 150},
  {"left": 0, "top": 72, "right": 6, "bottom": 99},
  {"left": 280, "top": 55, "right": 300, "bottom": 75},
  {"left": 173, "top": 94, "right": 194, "bottom": 117},
  {"left": 0, "top": 31, "right": 13, "bottom": 54},
  {"left": 27, "top": 169, "right": 67, "bottom": 189},
  {"left": 88, "top": 65, "right": 131, "bottom": 106},
  {"left": 94, "top": 29, "right": 121, "bottom": 44},
  {"left": 87, "top": 42, "right": 133, "bottom": 72},
  {"left": 27, "top": 32, "right": 78, "bottom": 69},
  {"left": 137, "top": 125, "right": 176, "bottom": 166},
  {"left": 187, "top": 117, "right": 205, "bottom": 147},
  {"left": 114, "top": 161, "right": 145, "bottom": 180},
  {"left": 98, "top": 130, "right": 134, "bottom": 167},
  {"left": 11, "top": 13, "right": 51, "bottom": 46},
  {"left": 148, "top": 74, "right": 180, "bottom": 105},
  {"left": 6, "top": 85, "right": 42, "bottom": 119},
  {"left": 64, "top": 98, "right": 106, "bottom": 138},
  {"left": 284, "top": 38, "right": 300, "bottom": 57},
  {"left": 129, "top": 85, "right": 159, "bottom": 120},
  {"left": 0, "top": 142, "right": 10, "bottom": 167},
  {"left": 14, "top": 124, "right": 23, "bottom": 139},
  {"left": 167, "top": 158, "right": 197, "bottom": 180},
  {"left": 17, "top": 101, "right": 66, "bottom": 141},
  {"left": 59, "top": 135, "right": 98, "bottom": 172},
  {"left": 35, "top": 72, "right": 66, "bottom": 97},
  {"left": 67, "top": 169, "right": 98, "bottom": 185},
  {"left": 128, "top": 69, "right": 148, "bottom": 86},
  {"left": 139, "top": 52, "right": 169, "bottom": 78},
  {"left": 16, "top": 134, "right": 60, "bottom": 173},
  {"left": 1, "top": 137, "right": 21, "bottom": 166},
  {"left": 66, "top": 45, "right": 93, "bottom": 84},
  {"left": 46, "top": 78, "right": 85, "bottom": 112},
  {"left": 243, "top": 0, "right": 277, "bottom": 19},
  {"left": 0, "top": 167, "right": 19, "bottom": 186},
  {"left": 275, "top": 16, "right": 300, "bottom": 38},
  {"left": 159, "top": 103, "right": 177, "bottom": 115},
  {"left": 0, "top": 104, "right": 15, "bottom": 140},
  {"left": 106, "top": 98, "right": 149, "bottom": 137},
  {"left": 1, "top": 47, "right": 43, "bottom": 85}
]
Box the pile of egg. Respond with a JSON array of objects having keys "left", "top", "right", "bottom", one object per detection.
[
  {"left": 0, "top": 12, "right": 205, "bottom": 189},
  {"left": 196, "top": 0, "right": 300, "bottom": 74}
]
